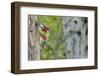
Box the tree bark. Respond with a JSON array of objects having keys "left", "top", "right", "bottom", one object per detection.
[
  {"left": 62, "top": 17, "right": 88, "bottom": 59},
  {"left": 28, "top": 15, "right": 40, "bottom": 60}
]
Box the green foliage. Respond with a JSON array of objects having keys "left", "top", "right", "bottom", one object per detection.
[{"left": 37, "top": 16, "right": 67, "bottom": 60}]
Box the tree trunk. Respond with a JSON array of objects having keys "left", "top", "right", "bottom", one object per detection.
[
  {"left": 28, "top": 15, "right": 40, "bottom": 60},
  {"left": 62, "top": 17, "right": 88, "bottom": 59}
]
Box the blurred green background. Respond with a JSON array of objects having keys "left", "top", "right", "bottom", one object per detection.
[{"left": 37, "top": 16, "right": 67, "bottom": 60}]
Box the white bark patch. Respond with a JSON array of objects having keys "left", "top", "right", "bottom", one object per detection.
[{"left": 62, "top": 17, "right": 88, "bottom": 59}]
